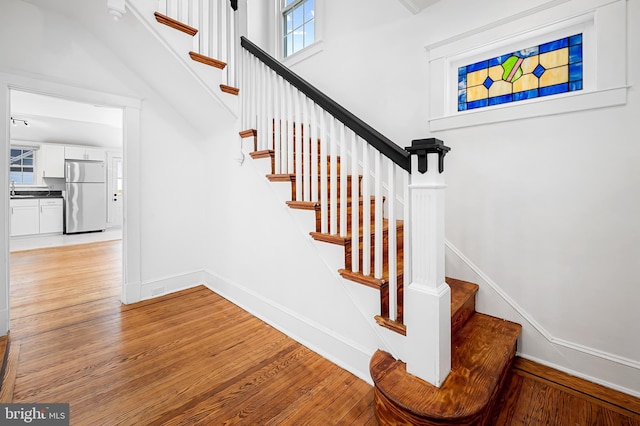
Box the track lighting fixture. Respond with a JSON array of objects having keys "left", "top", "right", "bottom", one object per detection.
[{"left": 10, "top": 117, "right": 29, "bottom": 127}]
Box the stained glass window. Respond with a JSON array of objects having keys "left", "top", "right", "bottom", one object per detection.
[{"left": 458, "top": 34, "right": 583, "bottom": 111}]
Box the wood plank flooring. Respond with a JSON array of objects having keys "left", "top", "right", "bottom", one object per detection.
[
  {"left": 2, "top": 240, "right": 639, "bottom": 425},
  {"left": 5, "top": 241, "right": 377, "bottom": 425}
]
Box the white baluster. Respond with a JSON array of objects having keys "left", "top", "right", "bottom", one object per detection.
[
  {"left": 294, "top": 91, "right": 303, "bottom": 201},
  {"left": 310, "top": 102, "right": 319, "bottom": 204},
  {"left": 374, "top": 150, "right": 383, "bottom": 279},
  {"left": 286, "top": 83, "right": 294, "bottom": 176},
  {"left": 361, "top": 140, "right": 371, "bottom": 276},
  {"left": 339, "top": 123, "right": 347, "bottom": 238},
  {"left": 319, "top": 110, "right": 328, "bottom": 234},
  {"left": 273, "top": 76, "right": 282, "bottom": 175},
  {"left": 350, "top": 132, "right": 360, "bottom": 273},
  {"left": 387, "top": 160, "right": 397, "bottom": 321},
  {"left": 302, "top": 95, "right": 310, "bottom": 202},
  {"left": 329, "top": 118, "right": 338, "bottom": 235},
  {"left": 157, "top": 1, "right": 167, "bottom": 16}
]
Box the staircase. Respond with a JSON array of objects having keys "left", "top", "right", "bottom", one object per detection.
[{"left": 150, "top": 2, "right": 522, "bottom": 424}]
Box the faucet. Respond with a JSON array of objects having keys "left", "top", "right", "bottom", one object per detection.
[{"left": 10, "top": 180, "right": 15, "bottom": 196}]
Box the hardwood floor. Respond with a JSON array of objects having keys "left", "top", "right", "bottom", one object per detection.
[
  {"left": 4, "top": 241, "right": 376, "bottom": 425},
  {"left": 2, "top": 240, "right": 639, "bottom": 425}
]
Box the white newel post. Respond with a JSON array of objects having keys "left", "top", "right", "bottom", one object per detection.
[{"left": 404, "top": 138, "right": 451, "bottom": 387}]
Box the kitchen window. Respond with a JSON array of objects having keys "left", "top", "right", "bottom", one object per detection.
[
  {"left": 10, "top": 147, "right": 36, "bottom": 185},
  {"left": 282, "top": 0, "right": 315, "bottom": 58}
]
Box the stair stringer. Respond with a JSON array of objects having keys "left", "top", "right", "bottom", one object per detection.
[
  {"left": 202, "top": 137, "right": 409, "bottom": 383},
  {"left": 126, "top": 0, "right": 238, "bottom": 116}
]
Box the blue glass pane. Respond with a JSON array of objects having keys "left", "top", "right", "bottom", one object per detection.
[
  {"left": 539, "top": 37, "right": 569, "bottom": 54},
  {"left": 458, "top": 66, "right": 466, "bottom": 76},
  {"left": 466, "top": 60, "right": 488, "bottom": 73},
  {"left": 569, "top": 81, "right": 583, "bottom": 91},
  {"left": 489, "top": 94, "right": 513, "bottom": 105},
  {"left": 570, "top": 34, "right": 582, "bottom": 45},
  {"left": 467, "top": 99, "right": 489, "bottom": 110},
  {"left": 458, "top": 73, "right": 467, "bottom": 89},
  {"left": 304, "top": 0, "right": 314, "bottom": 23},
  {"left": 458, "top": 89, "right": 467, "bottom": 104},
  {"left": 458, "top": 103, "right": 467, "bottom": 111},
  {"left": 540, "top": 83, "right": 568, "bottom": 96},
  {"left": 569, "top": 45, "right": 582, "bottom": 63},
  {"left": 483, "top": 77, "right": 493, "bottom": 89},
  {"left": 533, "top": 64, "right": 546, "bottom": 78},
  {"left": 513, "top": 89, "right": 539, "bottom": 101},
  {"left": 569, "top": 63, "right": 582, "bottom": 82}
]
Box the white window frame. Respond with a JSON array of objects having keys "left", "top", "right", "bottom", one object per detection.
[
  {"left": 278, "top": 0, "right": 323, "bottom": 65},
  {"left": 425, "top": 0, "right": 628, "bottom": 131}
]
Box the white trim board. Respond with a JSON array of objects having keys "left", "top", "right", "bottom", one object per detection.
[
  {"left": 426, "top": 0, "right": 628, "bottom": 131},
  {"left": 445, "top": 239, "right": 640, "bottom": 398}
]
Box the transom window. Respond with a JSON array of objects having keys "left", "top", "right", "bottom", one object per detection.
[
  {"left": 10, "top": 148, "right": 35, "bottom": 185},
  {"left": 282, "top": 0, "right": 315, "bottom": 58}
]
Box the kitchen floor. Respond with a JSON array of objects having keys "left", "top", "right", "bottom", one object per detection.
[{"left": 10, "top": 227, "right": 122, "bottom": 252}]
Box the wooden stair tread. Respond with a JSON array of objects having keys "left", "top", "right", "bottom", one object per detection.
[
  {"left": 220, "top": 84, "right": 240, "bottom": 95},
  {"left": 370, "top": 313, "right": 522, "bottom": 424},
  {"left": 154, "top": 12, "right": 198, "bottom": 36},
  {"left": 310, "top": 219, "right": 403, "bottom": 246},
  {"left": 189, "top": 51, "right": 226, "bottom": 69},
  {"left": 447, "top": 277, "right": 479, "bottom": 338}
]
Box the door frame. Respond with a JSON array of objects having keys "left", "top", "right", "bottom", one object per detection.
[{"left": 0, "top": 72, "right": 143, "bottom": 335}]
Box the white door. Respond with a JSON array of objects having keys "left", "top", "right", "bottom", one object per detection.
[{"left": 107, "top": 156, "right": 123, "bottom": 228}]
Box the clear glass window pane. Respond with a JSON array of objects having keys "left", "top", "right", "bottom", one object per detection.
[
  {"left": 285, "top": 11, "right": 293, "bottom": 33},
  {"left": 23, "top": 173, "right": 33, "bottom": 184},
  {"left": 285, "top": 34, "right": 293, "bottom": 57},
  {"left": 293, "top": 31, "right": 303, "bottom": 52},
  {"left": 292, "top": 4, "right": 303, "bottom": 30},
  {"left": 304, "top": 21, "right": 315, "bottom": 47},
  {"left": 304, "top": 0, "right": 314, "bottom": 23}
]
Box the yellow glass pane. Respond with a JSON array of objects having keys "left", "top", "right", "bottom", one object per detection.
[
  {"left": 540, "top": 65, "right": 568, "bottom": 87},
  {"left": 488, "top": 65, "right": 503, "bottom": 81},
  {"left": 489, "top": 80, "right": 512, "bottom": 97},
  {"left": 467, "top": 85, "right": 488, "bottom": 102},
  {"left": 521, "top": 56, "right": 539, "bottom": 74},
  {"left": 467, "top": 69, "right": 488, "bottom": 87},
  {"left": 539, "top": 48, "right": 568, "bottom": 68},
  {"left": 513, "top": 74, "right": 539, "bottom": 92}
]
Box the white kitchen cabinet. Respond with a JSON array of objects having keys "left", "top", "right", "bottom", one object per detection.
[
  {"left": 65, "top": 146, "right": 105, "bottom": 162},
  {"left": 39, "top": 198, "right": 64, "bottom": 234},
  {"left": 36, "top": 144, "right": 65, "bottom": 184},
  {"left": 10, "top": 199, "right": 40, "bottom": 236}
]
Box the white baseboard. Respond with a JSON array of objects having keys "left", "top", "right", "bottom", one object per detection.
[
  {"left": 445, "top": 239, "right": 640, "bottom": 398},
  {"left": 202, "top": 269, "right": 374, "bottom": 385},
  {"left": 124, "top": 270, "right": 206, "bottom": 304}
]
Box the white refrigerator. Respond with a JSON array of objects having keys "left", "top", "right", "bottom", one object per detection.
[{"left": 64, "top": 160, "right": 106, "bottom": 234}]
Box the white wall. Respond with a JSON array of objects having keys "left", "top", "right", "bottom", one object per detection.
[
  {"left": 0, "top": 0, "right": 219, "bottom": 320},
  {"left": 260, "top": 0, "right": 640, "bottom": 396}
]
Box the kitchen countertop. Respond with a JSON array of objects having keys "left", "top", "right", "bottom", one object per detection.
[{"left": 10, "top": 190, "right": 64, "bottom": 199}]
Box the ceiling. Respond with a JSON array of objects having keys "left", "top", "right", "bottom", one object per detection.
[{"left": 10, "top": 90, "right": 123, "bottom": 149}]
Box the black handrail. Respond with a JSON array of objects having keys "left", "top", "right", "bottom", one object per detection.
[{"left": 240, "top": 36, "right": 411, "bottom": 173}]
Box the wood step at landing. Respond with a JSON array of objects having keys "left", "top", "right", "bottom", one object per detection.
[{"left": 370, "top": 313, "right": 522, "bottom": 425}]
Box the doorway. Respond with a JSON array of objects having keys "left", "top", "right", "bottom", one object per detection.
[{"left": 9, "top": 90, "right": 124, "bottom": 250}]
